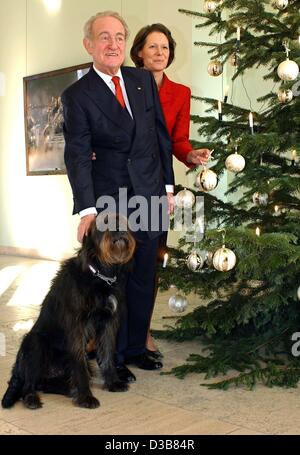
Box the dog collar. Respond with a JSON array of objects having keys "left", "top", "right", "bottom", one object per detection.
[{"left": 88, "top": 265, "right": 117, "bottom": 286}]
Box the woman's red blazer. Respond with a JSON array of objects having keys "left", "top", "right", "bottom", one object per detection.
[{"left": 158, "top": 73, "right": 193, "bottom": 167}]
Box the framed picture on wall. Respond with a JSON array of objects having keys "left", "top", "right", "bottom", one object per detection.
[{"left": 24, "top": 62, "right": 91, "bottom": 175}]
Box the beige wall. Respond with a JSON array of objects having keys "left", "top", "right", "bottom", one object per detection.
[
  {"left": 0, "top": 0, "right": 197, "bottom": 258},
  {"left": 1, "top": 0, "right": 246, "bottom": 259}
]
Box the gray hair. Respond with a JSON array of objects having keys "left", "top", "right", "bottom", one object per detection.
[{"left": 83, "top": 11, "right": 130, "bottom": 41}]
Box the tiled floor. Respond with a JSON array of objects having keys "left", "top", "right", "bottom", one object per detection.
[{"left": 1, "top": 254, "right": 300, "bottom": 435}]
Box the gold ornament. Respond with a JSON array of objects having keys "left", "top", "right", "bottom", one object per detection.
[
  {"left": 213, "top": 245, "right": 236, "bottom": 272},
  {"left": 186, "top": 252, "right": 204, "bottom": 272},
  {"left": 205, "top": 251, "right": 215, "bottom": 268},
  {"left": 195, "top": 167, "right": 218, "bottom": 192},
  {"left": 207, "top": 60, "right": 223, "bottom": 77},
  {"left": 252, "top": 192, "right": 269, "bottom": 207},
  {"left": 204, "top": 1, "right": 218, "bottom": 13},
  {"left": 229, "top": 53, "right": 239, "bottom": 67},
  {"left": 274, "top": 0, "right": 289, "bottom": 10},
  {"left": 277, "top": 58, "right": 299, "bottom": 81},
  {"left": 175, "top": 188, "right": 195, "bottom": 209},
  {"left": 225, "top": 152, "right": 246, "bottom": 173},
  {"left": 277, "top": 88, "right": 293, "bottom": 103}
]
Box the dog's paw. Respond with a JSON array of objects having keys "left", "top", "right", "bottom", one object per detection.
[
  {"left": 74, "top": 395, "right": 100, "bottom": 409},
  {"left": 107, "top": 381, "right": 129, "bottom": 392},
  {"left": 23, "top": 393, "right": 43, "bottom": 410}
]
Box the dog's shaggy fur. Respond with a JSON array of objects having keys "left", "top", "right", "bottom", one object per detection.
[{"left": 1, "top": 217, "right": 135, "bottom": 410}]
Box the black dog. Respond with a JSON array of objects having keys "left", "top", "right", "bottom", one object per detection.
[{"left": 1, "top": 216, "right": 136, "bottom": 410}]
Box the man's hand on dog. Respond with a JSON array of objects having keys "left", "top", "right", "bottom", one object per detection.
[{"left": 78, "top": 214, "right": 96, "bottom": 243}]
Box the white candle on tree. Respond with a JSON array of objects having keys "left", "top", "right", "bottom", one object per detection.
[{"left": 249, "top": 112, "right": 254, "bottom": 134}]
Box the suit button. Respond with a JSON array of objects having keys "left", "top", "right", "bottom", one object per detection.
[
  {"left": 152, "top": 153, "right": 156, "bottom": 159},
  {"left": 127, "top": 158, "right": 131, "bottom": 164}
]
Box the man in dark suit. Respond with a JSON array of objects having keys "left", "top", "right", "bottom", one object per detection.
[{"left": 62, "top": 11, "right": 174, "bottom": 383}]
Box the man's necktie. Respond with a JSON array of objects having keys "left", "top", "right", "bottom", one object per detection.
[{"left": 112, "top": 76, "right": 126, "bottom": 109}]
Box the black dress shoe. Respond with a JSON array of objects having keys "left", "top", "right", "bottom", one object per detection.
[
  {"left": 116, "top": 365, "right": 136, "bottom": 383},
  {"left": 126, "top": 353, "right": 163, "bottom": 370},
  {"left": 145, "top": 348, "right": 164, "bottom": 360}
]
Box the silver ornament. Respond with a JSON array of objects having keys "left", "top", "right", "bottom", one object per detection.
[
  {"left": 225, "top": 152, "right": 246, "bottom": 173},
  {"left": 277, "top": 88, "right": 293, "bottom": 103},
  {"left": 204, "top": 1, "right": 218, "bottom": 13},
  {"left": 277, "top": 58, "right": 299, "bottom": 81},
  {"left": 252, "top": 192, "right": 268, "bottom": 207},
  {"left": 213, "top": 245, "right": 236, "bottom": 272},
  {"left": 186, "top": 252, "right": 204, "bottom": 272},
  {"left": 274, "top": 0, "right": 289, "bottom": 10},
  {"left": 195, "top": 168, "right": 218, "bottom": 192},
  {"left": 297, "top": 286, "right": 300, "bottom": 300},
  {"left": 207, "top": 60, "right": 223, "bottom": 77},
  {"left": 175, "top": 188, "right": 195, "bottom": 209},
  {"left": 168, "top": 294, "right": 188, "bottom": 313}
]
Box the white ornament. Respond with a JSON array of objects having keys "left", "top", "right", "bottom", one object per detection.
[
  {"left": 277, "top": 89, "right": 293, "bottom": 103},
  {"left": 297, "top": 286, "right": 300, "bottom": 300},
  {"left": 195, "top": 168, "right": 218, "bottom": 192},
  {"left": 175, "top": 188, "right": 195, "bottom": 209},
  {"left": 204, "top": 1, "right": 218, "bottom": 13},
  {"left": 225, "top": 152, "right": 246, "bottom": 173},
  {"left": 186, "top": 252, "right": 204, "bottom": 272},
  {"left": 168, "top": 294, "right": 188, "bottom": 313},
  {"left": 252, "top": 192, "right": 269, "bottom": 207},
  {"left": 277, "top": 58, "right": 299, "bottom": 81},
  {"left": 213, "top": 245, "right": 236, "bottom": 272},
  {"left": 207, "top": 60, "right": 223, "bottom": 77},
  {"left": 274, "top": 0, "right": 289, "bottom": 10}
]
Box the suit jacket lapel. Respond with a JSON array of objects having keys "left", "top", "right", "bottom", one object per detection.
[
  {"left": 84, "top": 67, "right": 134, "bottom": 135},
  {"left": 121, "top": 68, "right": 144, "bottom": 131}
]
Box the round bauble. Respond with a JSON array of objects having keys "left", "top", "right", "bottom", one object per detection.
[
  {"left": 297, "top": 286, "right": 300, "bottom": 300},
  {"left": 168, "top": 294, "right": 188, "bottom": 313},
  {"left": 204, "top": 1, "right": 218, "bottom": 13},
  {"left": 229, "top": 53, "right": 239, "bottom": 67},
  {"left": 225, "top": 152, "right": 245, "bottom": 173},
  {"left": 277, "top": 59, "right": 299, "bottom": 82},
  {"left": 277, "top": 89, "right": 293, "bottom": 103},
  {"left": 175, "top": 188, "right": 195, "bottom": 209},
  {"left": 207, "top": 60, "right": 223, "bottom": 77},
  {"left": 274, "top": 0, "right": 289, "bottom": 10},
  {"left": 252, "top": 192, "right": 268, "bottom": 207},
  {"left": 213, "top": 246, "right": 236, "bottom": 272},
  {"left": 186, "top": 252, "right": 204, "bottom": 272},
  {"left": 205, "top": 251, "right": 215, "bottom": 269},
  {"left": 195, "top": 168, "right": 218, "bottom": 192}
]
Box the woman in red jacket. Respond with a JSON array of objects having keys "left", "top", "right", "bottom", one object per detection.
[{"left": 130, "top": 24, "right": 211, "bottom": 357}]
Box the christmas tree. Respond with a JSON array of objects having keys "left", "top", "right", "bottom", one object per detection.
[{"left": 158, "top": 0, "right": 300, "bottom": 389}]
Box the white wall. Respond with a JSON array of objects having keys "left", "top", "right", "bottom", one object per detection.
[{"left": 0, "top": 0, "right": 199, "bottom": 258}]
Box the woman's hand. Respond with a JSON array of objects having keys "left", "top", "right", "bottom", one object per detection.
[{"left": 187, "top": 148, "right": 212, "bottom": 166}]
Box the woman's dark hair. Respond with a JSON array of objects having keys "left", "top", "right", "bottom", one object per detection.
[{"left": 130, "top": 23, "right": 176, "bottom": 68}]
